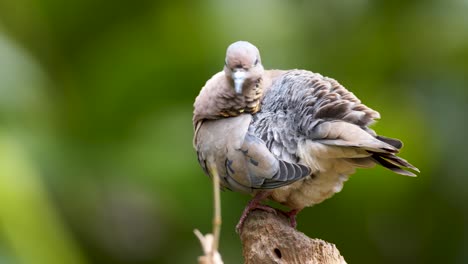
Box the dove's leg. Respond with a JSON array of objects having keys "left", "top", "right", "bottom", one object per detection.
[
  {"left": 236, "top": 191, "right": 274, "bottom": 233},
  {"left": 281, "top": 209, "right": 301, "bottom": 228}
]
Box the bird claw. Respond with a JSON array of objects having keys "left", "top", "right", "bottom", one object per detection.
[
  {"left": 235, "top": 204, "right": 277, "bottom": 234},
  {"left": 280, "top": 209, "right": 300, "bottom": 228}
]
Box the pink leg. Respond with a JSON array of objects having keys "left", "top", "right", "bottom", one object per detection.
[
  {"left": 281, "top": 209, "right": 301, "bottom": 228},
  {"left": 236, "top": 191, "right": 274, "bottom": 233}
]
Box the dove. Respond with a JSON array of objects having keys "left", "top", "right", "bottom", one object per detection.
[{"left": 193, "top": 41, "right": 419, "bottom": 232}]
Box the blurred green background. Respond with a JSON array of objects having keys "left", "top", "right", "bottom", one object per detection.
[{"left": 0, "top": 0, "right": 467, "bottom": 263}]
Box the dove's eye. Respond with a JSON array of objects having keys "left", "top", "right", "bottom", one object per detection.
[{"left": 254, "top": 58, "right": 259, "bottom": 66}]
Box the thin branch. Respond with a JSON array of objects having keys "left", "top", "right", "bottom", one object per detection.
[
  {"left": 211, "top": 164, "right": 222, "bottom": 254},
  {"left": 194, "top": 161, "right": 223, "bottom": 264}
]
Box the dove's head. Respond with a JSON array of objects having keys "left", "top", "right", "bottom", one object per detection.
[{"left": 224, "top": 41, "right": 264, "bottom": 94}]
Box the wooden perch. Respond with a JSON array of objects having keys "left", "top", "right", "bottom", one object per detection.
[{"left": 239, "top": 210, "right": 346, "bottom": 264}]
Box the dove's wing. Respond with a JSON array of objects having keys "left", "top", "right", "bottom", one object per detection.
[
  {"left": 252, "top": 70, "right": 419, "bottom": 176},
  {"left": 195, "top": 114, "right": 310, "bottom": 194}
]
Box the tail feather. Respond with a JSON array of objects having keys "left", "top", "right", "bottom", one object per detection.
[
  {"left": 378, "top": 153, "right": 419, "bottom": 172},
  {"left": 311, "top": 121, "right": 399, "bottom": 154},
  {"left": 376, "top": 135, "right": 403, "bottom": 149},
  {"left": 372, "top": 153, "right": 418, "bottom": 177},
  {"left": 343, "top": 157, "right": 376, "bottom": 168}
]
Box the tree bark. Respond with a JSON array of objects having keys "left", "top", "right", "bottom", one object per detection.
[{"left": 239, "top": 210, "right": 346, "bottom": 264}]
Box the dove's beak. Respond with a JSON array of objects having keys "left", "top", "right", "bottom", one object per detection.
[{"left": 232, "top": 70, "right": 246, "bottom": 94}]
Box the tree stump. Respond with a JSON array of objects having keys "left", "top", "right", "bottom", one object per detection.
[{"left": 239, "top": 210, "right": 346, "bottom": 264}]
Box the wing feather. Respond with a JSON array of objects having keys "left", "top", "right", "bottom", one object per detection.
[{"left": 250, "top": 70, "right": 418, "bottom": 176}]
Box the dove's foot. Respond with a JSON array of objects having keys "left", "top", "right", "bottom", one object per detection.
[
  {"left": 236, "top": 191, "right": 273, "bottom": 233},
  {"left": 281, "top": 209, "right": 301, "bottom": 228}
]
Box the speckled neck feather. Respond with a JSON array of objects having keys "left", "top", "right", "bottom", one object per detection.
[
  {"left": 193, "top": 73, "right": 263, "bottom": 129},
  {"left": 219, "top": 77, "right": 263, "bottom": 117}
]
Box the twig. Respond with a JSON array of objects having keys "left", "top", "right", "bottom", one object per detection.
[
  {"left": 211, "top": 164, "right": 221, "bottom": 253},
  {"left": 194, "top": 161, "right": 223, "bottom": 264},
  {"left": 194, "top": 230, "right": 223, "bottom": 264}
]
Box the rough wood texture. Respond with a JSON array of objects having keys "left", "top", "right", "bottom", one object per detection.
[{"left": 240, "top": 210, "right": 346, "bottom": 264}]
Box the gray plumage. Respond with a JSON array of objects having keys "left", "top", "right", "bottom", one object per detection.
[
  {"left": 196, "top": 114, "right": 310, "bottom": 194},
  {"left": 249, "top": 70, "right": 418, "bottom": 208},
  {"left": 193, "top": 41, "right": 308, "bottom": 195},
  {"left": 193, "top": 41, "right": 418, "bottom": 212}
]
